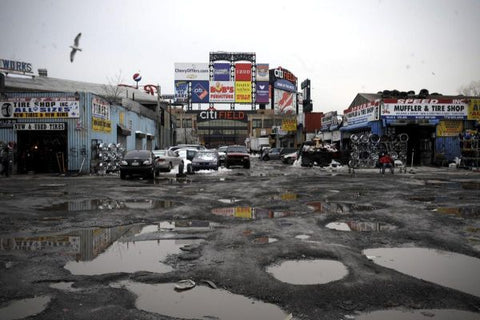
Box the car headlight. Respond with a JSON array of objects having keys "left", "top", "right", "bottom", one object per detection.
[
  {"left": 143, "top": 160, "right": 152, "bottom": 165},
  {"left": 120, "top": 160, "right": 127, "bottom": 165}
]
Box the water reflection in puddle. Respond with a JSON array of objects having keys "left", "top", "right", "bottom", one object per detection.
[
  {"left": 295, "top": 234, "right": 311, "bottom": 240},
  {"left": 39, "top": 198, "right": 174, "bottom": 212},
  {"left": 211, "top": 207, "right": 293, "bottom": 219},
  {"left": 364, "top": 247, "right": 480, "bottom": 297},
  {"left": 269, "top": 192, "right": 299, "bottom": 201},
  {"left": 218, "top": 198, "right": 241, "bottom": 204},
  {"left": 0, "top": 296, "right": 51, "bottom": 320},
  {"left": 65, "top": 239, "right": 201, "bottom": 275},
  {"left": 306, "top": 202, "right": 349, "bottom": 214},
  {"left": 266, "top": 259, "right": 348, "bottom": 285},
  {"left": 49, "top": 281, "right": 82, "bottom": 292},
  {"left": 434, "top": 207, "right": 480, "bottom": 218},
  {"left": 113, "top": 280, "right": 288, "bottom": 320},
  {"left": 252, "top": 237, "right": 279, "bottom": 244},
  {"left": 326, "top": 221, "right": 397, "bottom": 232},
  {"left": 354, "top": 308, "right": 480, "bottom": 320}
]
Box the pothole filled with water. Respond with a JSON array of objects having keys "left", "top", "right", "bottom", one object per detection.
[
  {"left": 39, "top": 198, "right": 175, "bottom": 212},
  {"left": 112, "top": 280, "right": 288, "bottom": 320},
  {"left": 364, "top": 247, "right": 480, "bottom": 297},
  {"left": 65, "top": 238, "right": 202, "bottom": 275},
  {"left": 211, "top": 207, "right": 293, "bottom": 219},
  {"left": 306, "top": 201, "right": 350, "bottom": 214},
  {"left": 252, "top": 237, "right": 279, "bottom": 244},
  {"left": 434, "top": 207, "right": 480, "bottom": 218},
  {"left": 266, "top": 259, "right": 348, "bottom": 285},
  {"left": 326, "top": 221, "right": 397, "bottom": 232},
  {"left": 354, "top": 308, "right": 480, "bottom": 320},
  {"left": 0, "top": 296, "right": 51, "bottom": 320}
]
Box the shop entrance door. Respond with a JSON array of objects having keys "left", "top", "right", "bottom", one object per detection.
[{"left": 16, "top": 130, "right": 68, "bottom": 174}]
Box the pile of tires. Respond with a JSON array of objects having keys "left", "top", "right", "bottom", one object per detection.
[{"left": 348, "top": 133, "right": 408, "bottom": 169}]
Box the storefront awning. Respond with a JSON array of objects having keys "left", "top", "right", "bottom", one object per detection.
[
  {"left": 135, "top": 130, "right": 146, "bottom": 138},
  {"left": 117, "top": 124, "right": 131, "bottom": 136},
  {"left": 146, "top": 133, "right": 155, "bottom": 140}
]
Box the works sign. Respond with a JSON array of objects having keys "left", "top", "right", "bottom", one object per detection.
[
  {"left": 196, "top": 109, "right": 248, "bottom": 122},
  {"left": 0, "top": 58, "right": 33, "bottom": 74}
]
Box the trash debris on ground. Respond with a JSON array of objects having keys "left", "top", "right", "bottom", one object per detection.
[{"left": 174, "top": 279, "right": 196, "bottom": 291}]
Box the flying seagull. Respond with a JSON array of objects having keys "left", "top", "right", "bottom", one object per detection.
[{"left": 70, "top": 33, "right": 82, "bottom": 62}]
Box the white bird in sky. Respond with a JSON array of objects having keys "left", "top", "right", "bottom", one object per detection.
[{"left": 70, "top": 33, "right": 82, "bottom": 62}]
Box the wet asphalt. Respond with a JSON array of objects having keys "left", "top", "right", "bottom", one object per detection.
[{"left": 0, "top": 159, "right": 480, "bottom": 320}]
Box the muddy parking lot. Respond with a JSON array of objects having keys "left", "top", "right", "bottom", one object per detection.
[{"left": 1, "top": 159, "right": 480, "bottom": 320}]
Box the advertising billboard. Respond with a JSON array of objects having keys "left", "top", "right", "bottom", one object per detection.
[
  {"left": 174, "top": 63, "right": 209, "bottom": 81},
  {"left": 256, "top": 64, "right": 269, "bottom": 82},
  {"left": 213, "top": 63, "right": 230, "bottom": 81},
  {"left": 274, "top": 89, "right": 296, "bottom": 115},
  {"left": 235, "top": 63, "right": 252, "bottom": 81},
  {"left": 256, "top": 82, "right": 269, "bottom": 104},
  {"left": 343, "top": 99, "right": 380, "bottom": 128},
  {"left": 235, "top": 81, "right": 252, "bottom": 103},
  {"left": 209, "top": 81, "right": 235, "bottom": 103},
  {"left": 174, "top": 81, "right": 188, "bottom": 102},
  {"left": 191, "top": 81, "right": 209, "bottom": 103}
]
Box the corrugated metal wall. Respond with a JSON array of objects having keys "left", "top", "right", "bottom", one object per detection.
[
  {"left": 435, "top": 136, "right": 461, "bottom": 162},
  {"left": 1, "top": 91, "right": 159, "bottom": 174}
]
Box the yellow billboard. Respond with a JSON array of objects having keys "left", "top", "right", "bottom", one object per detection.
[
  {"left": 468, "top": 99, "right": 480, "bottom": 120},
  {"left": 436, "top": 120, "right": 463, "bottom": 137},
  {"left": 282, "top": 118, "right": 297, "bottom": 132},
  {"left": 235, "top": 81, "right": 252, "bottom": 103}
]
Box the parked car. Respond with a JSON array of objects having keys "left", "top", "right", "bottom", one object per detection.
[
  {"left": 225, "top": 145, "right": 250, "bottom": 169},
  {"left": 282, "top": 151, "right": 299, "bottom": 164},
  {"left": 217, "top": 146, "right": 228, "bottom": 164},
  {"left": 262, "top": 147, "right": 297, "bottom": 161},
  {"left": 152, "top": 149, "right": 184, "bottom": 172},
  {"left": 167, "top": 144, "right": 206, "bottom": 152},
  {"left": 177, "top": 148, "right": 198, "bottom": 174},
  {"left": 191, "top": 150, "right": 220, "bottom": 171},
  {"left": 119, "top": 150, "right": 157, "bottom": 179}
]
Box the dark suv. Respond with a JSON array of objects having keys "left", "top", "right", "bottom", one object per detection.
[{"left": 225, "top": 145, "right": 250, "bottom": 169}]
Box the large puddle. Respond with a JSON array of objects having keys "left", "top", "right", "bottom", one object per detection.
[
  {"left": 39, "top": 198, "right": 174, "bottom": 212},
  {"left": 354, "top": 308, "right": 480, "bottom": 320},
  {"left": 65, "top": 239, "right": 201, "bottom": 275},
  {"left": 434, "top": 207, "right": 480, "bottom": 218},
  {"left": 326, "top": 221, "right": 397, "bottom": 232},
  {"left": 211, "top": 207, "right": 293, "bottom": 219},
  {"left": 266, "top": 259, "right": 348, "bottom": 285},
  {"left": 113, "top": 280, "right": 288, "bottom": 320},
  {"left": 0, "top": 296, "right": 51, "bottom": 320},
  {"left": 364, "top": 247, "right": 480, "bottom": 297}
]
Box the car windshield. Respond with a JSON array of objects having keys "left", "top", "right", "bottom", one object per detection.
[
  {"left": 227, "top": 146, "right": 247, "bottom": 153},
  {"left": 124, "top": 150, "right": 150, "bottom": 159},
  {"left": 195, "top": 152, "right": 217, "bottom": 160},
  {"left": 153, "top": 150, "right": 166, "bottom": 156}
]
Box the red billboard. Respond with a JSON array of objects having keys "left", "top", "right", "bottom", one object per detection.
[{"left": 235, "top": 63, "right": 252, "bottom": 81}]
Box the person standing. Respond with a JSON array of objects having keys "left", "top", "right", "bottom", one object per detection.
[
  {"left": 1, "top": 144, "right": 11, "bottom": 177},
  {"left": 379, "top": 153, "right": 394, "bottom": 174}
]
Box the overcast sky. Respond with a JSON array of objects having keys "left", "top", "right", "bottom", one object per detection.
[{"left": 1, "top": 0, "right": 479, "bottom": 113}]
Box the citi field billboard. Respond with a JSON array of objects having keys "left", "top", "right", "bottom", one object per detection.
[{"left": 175, "top": 63, "right": 209, "bottom": 81}]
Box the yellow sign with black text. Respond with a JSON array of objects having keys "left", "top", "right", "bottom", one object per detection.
[
  {"left": 468, "top": 99, "right": 480, "bottom": 120},
  {"left": 92, "top": 117, "right": 112, "bottom": 133},
  {"left": 436, "top": 120, "right": 463, "bottom": 137}
]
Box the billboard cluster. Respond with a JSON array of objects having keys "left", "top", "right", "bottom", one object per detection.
[{"left": 174, "top": 62, "right": 270, "bottom": 104}]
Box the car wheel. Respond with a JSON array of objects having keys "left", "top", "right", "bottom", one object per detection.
[
  {"left": 225, "top": 162, "right": 230, "bottom": 168},
  {"left": 187, "top": 164, "right": 193, "bottom": 174},
  {"left": 120, "top": 171, "right": 126, "bottom": 179},
  {"left": 244, "top": 162, "right": 250, "bottom": 169},
  {"left": 264, "top": 155, "right": 270, "bottom": 161}
]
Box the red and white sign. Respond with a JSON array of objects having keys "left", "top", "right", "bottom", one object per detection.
[
  {"left": 274, "top": 89, "right": 296, "bottom": 115},
  {"left": 235, "top": 63, "right": 252, "bottom": 81},
  {"left": 209, "top": 81, "right": 235, "bottom": 102}
]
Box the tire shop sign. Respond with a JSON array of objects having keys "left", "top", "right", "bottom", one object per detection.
[
  {"left": 13, "top": 122, "right": 65, "bottom": 130},
  {"left": 381, "top": 98, "right": 468, "bottom": 119},
  {"left": 0, "top": 97, "right": 80, "bottom": 119}
]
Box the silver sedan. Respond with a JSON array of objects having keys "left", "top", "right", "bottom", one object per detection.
[{"left": 152, "top": 149, "right": 184, "bottom": 172}]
